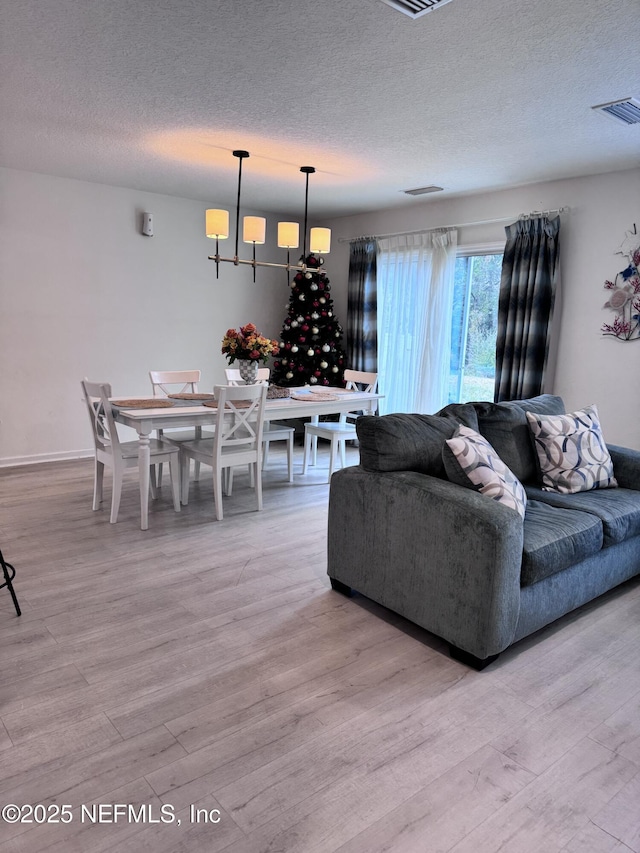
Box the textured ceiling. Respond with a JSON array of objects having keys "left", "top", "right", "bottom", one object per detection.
[{"left": 1, "top": 0, "right": 639, "bottom": 217}]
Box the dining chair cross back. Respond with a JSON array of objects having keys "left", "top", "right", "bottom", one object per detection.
[
  {"left": 179, "top": 383, "right": 268, "bottom": 520},
  {"left": 81, "top": 379, "right": 181, "bottom": 524},
  {"left": 303, "top": 369, "right": 379, "bottom": 483},
  {"left": 149, "top": 369, "right": 209, "bottom": 483},
  {"left": 225, "top": 366, "right": 294, "bottom": 483},
  {"left": 149, "top": 369, "right": 202, "bottom": 396}
]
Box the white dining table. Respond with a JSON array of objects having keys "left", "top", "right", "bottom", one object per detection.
[{"left": 113, "top": 388, "right": 382, "bottom": 529}]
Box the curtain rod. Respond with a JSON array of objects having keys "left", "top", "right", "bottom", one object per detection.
[{"left": 337, "top": 207, "right": 570, "bottom": 244}]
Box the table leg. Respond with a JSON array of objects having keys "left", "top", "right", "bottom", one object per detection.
[{"left": 139, "top": 429, "right": 151, "bottom": 530}]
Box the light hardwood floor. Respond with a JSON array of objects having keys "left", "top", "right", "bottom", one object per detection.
[{"left": 1, "top": 448, "right": 639, "bottom": 853}]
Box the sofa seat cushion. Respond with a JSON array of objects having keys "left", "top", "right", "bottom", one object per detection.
[
  {"left": 521, "top": 500, "right": 603, "bottom": 586},
  {"left": 525, "top": 485, "right": 640, "bottom": 547},
  {"left": 356, "top": 405, "right": 478, "bottom": 478},
  {"left": 473, "top": 395, "right": 565, "bottom": 484}
]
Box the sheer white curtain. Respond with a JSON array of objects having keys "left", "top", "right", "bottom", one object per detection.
[{"left": 377, "top": 229, "right": 457, "bottom": 414}]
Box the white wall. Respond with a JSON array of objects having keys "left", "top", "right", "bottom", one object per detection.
[
  {"left": 0, "top": 167, "right": 295, "bottom": 464},
  {"left": 2, "top": 166, "right": 638, "bottom": 464},
  {"left": 320, "top": 168, "right": 640, "bottom": 449}
]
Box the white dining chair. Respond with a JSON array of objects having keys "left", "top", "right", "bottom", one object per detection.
[
  {"left": 81, "top": 379, "right": 181, "bottom": 524},
  {"left": 179, "top": 383, "right": 268, "bottom": 520},
  {"left": 225, "top": 366, "right": 294, "bottom": 483},
  {"left": 149, "top": 369, "right": 211, "bottom": 483},
  {"left": 303, "top": 369, "right": 379, "bottom": 482}
]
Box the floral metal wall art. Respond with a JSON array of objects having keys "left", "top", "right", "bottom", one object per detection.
[{"left": 602, "top": 224, "right": 640, "bottom": 342}]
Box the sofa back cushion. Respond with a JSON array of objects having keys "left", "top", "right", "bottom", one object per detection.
[
  {"left": 356, "top": 404, "right": 478, "bottom": 477},
  {"left": 473, "top": 394, "right": 565, "bottom": 484}
]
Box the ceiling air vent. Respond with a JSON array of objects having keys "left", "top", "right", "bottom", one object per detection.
[
  {"left": 380, "top": 0, "right": 454, "bottom": 19},
  {"left": 591, "top": 98, "right": 640, "bottom": 125},
  {"left": 404, "top": 185, "right": 444, "bottom": 195}
]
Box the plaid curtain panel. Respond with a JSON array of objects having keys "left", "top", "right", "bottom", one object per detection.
[
  {"left": 347, "top": 239, "right": 378, "bottom": 372},
  {"left": 494, "top": 216, "right": 561, "bottom": 402}
]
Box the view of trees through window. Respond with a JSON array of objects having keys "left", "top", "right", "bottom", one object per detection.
[{"left": 449, "top": 253, "right": 502, "bottom": 403}]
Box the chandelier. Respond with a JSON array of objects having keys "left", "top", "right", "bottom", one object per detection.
[{"left": 206, "top": 150, "right": 331, "bottom": 281}]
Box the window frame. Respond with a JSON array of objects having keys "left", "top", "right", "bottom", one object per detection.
[{"left": 450, "top": 242, "right": 505, "bottom": 404}]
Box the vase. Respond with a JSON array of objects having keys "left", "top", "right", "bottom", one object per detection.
[{"left": 237, "top": 359, "right": 259, "bottom": 384}]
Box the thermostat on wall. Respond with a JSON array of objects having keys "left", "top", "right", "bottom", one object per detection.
[{"left": 142, "top": 212, "right": 154, "bottom": 237}]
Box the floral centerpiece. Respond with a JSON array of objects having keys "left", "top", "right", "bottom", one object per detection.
[{"left": 221, "top": 323, "right": 279, "bottom": 364}]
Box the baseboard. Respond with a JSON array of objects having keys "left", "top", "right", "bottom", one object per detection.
[{"left": 0, "top": 449, "right": 94, "bottom": 469}]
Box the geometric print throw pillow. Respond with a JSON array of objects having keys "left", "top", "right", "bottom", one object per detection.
[
  {"left": 443, "top": 425, "right": 527, "bottom": 518},
  {"left": 525, "top": 403, "right": 617, "bottom": 494}
]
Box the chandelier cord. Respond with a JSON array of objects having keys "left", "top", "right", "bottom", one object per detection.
[
  {"left": 300, "top": 166, "right": 316, "bottom": 261},
  {"left": 232, "top": 150, "right": 249, "bottom": 261}
]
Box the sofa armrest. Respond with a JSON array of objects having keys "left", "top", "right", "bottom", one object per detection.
[
  {"left": 608, "top": 444, "right": 640, "bottom": 491},
  {"left": 328, "top": 467, "right": 524, "bottom": 659}
]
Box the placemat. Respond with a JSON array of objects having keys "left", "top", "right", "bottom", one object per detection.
[
  {"left": 168, "top": 392, "right": 216, "bottom": 401},
  {"left": 111, "top": 398, "right": 174, "bottom": 409},
  {"left": 203, "top": 399, "right": 253, "bottom": 409},
  {"left": 290, "top": 391, "right": 338, "bottom": 401},
  {"left": 308, "top": 386, "right": 352, "bottom": 394}
]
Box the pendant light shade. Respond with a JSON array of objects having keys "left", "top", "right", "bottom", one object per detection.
[
  {"left": 205, "top": 209, "right": 229, "bottom": 239},
  {"left": 277, "top": 222, "right": 300, "bottom": 249},
  {"left": 310, "top": 227, "right": 331, "bottom": 254},
  {"left": 243, "top": 216, "right": 266, "bottom": 244}
]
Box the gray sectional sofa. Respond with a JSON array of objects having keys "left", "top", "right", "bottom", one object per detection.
[{"left": 327, "top": 395, "right": 640, "bottom": 668}]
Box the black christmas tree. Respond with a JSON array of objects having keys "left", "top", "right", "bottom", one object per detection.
[{"left": 271, "top": 254, "right": 347, "bottom": 387}]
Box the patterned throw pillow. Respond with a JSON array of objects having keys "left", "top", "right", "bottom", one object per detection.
[
  {"left": 443, "top": 425, "right": 527, "bottom": 518},
  {"left": 525, "top": 404, "right": 617, "bottom": 494}
]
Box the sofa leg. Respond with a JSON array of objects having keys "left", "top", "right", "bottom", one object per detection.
[
  {"left": 329, "top": 577, "right": 353, "bottom": 597},
  {"left": 449, "top": 645, "right": 499, "bottom": 671}
]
